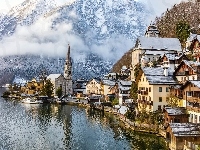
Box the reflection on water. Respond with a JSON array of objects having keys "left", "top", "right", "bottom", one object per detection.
[{"left": 0, "top": 90, "right": 167, "bottom": 150}]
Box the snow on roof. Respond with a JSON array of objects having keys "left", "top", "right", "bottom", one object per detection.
[
  {"left": 169, "top": 123, "right": 200, "bottom": 137},
  {"left": 190, "top": 81, "right": 200, "bottom": 88},
  {"left": 143, "top": 67, "right": 178, "bottom": 85},
  {"left": 119, "top": 80, "right": 132, "bottom": 86},
  {"left": 121, "top": 66, "right": 127, "bottom": 70},
  {"left": 144, "top": 50, "right": 168, "bottom": 55},
  {"left": 119, "top": 86, "right": 131, "bottom": 91},
  {"left": 165, "top": 107, "right": 187, "bottom": 115},
  {"left": 187, "top": 33, "right": 200, "bottom": 41},
  {"left": 137, "top": 37, "right": 182, "bottom": 51},
  {"left": 47, "top": 74, "right": 61, "bottom": 81},
  {"left": 102, "top": 80, "right": 116, "bottom": 86},
  {"left": 143, "top": 67, "right": 174, "bottom": 76}
]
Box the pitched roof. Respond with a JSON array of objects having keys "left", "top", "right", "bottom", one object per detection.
[
  {"left": 102, "top": 80, "right": 116, "bottom": 86},
  {"left": 165, "top": 107, "right": 187, "bottom": 115},
  {"left": 136, "top": 37, "right": 182, "bottom": 51},
  {"left": 181, "top": 80, "right": 200, "bottom": 90},
  {"left": 119, "top": 80, "right": 132, "bottom": 86},
  {"left": 169, "top": 123, "right": 200, "bottom": 137},
  {"left": 47, "top": 74, "right": 62, "bottom": 81},
  {"left": 142, "top": 67, "right": 178, "bottom": 85}
]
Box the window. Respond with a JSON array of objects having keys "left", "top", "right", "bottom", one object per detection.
[
  {"left": 149, "top": 96, "right": 151, "bottom": 101},
  {"left": 143, "top": 78, "right": 144, "bottom": 81},
  {"left": 166, "top": 87, "right": 169, "bottom": 92},
  {"left": 158, "top": 105, "right": 161, "bottom": 110},
  {"left": 149, "top": 87, "right": 151, "bottom": 92},
  {"left": 187, "top": 92, "right": 192, "bottom": 97},
  {"left": 159, "top": 97, "right": 162, "bottom": 102},
  {"left": 166, "top": 97, "right": 169, "bottom": 102},
  {"left": 159, "top": 87, "right": 162, "bottom": 92},
  {"left": 199, "top": 116, "right": 200, "bottom": 122}
]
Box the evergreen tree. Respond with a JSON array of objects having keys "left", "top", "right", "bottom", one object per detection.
[
  {"left": 56, "top": 87, "right": 62, "bottom": 98},
  {"left": 41, "top": 79, "right": 54, "bottom": 98},
  {"left": 176, "top": 21, "right": 190, "bottom": 49}
]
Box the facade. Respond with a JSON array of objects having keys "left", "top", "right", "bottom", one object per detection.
[
  {"left": 164, "top": 107, "right": 188, "bottom": 127},
  {"left": 174, "top": 60, "right": 200, "bottom": 84},
  {"left": 181, "top": 81, "right": 200, "bottom": 123},
  {"left": 21, "top": 78, "right": 43, "bottom": 96},
  {"left": 72, "top": 79, "right": 87, "bottom": 97},
  {"left": 118, "top": 80, "right": 132, "bottom": 105},
  {"left": 86, "top": 78, "right": 102, "bottom": 95},
  {"left": 47, "top": 74, "right": 66, "bottom": 96},
  {"left": 167, "top": 123, "right": 200, "bottom": 150},
  {"left": 103, "top": 72, "right": 117, "bottom": 80},
  {"left": 137, "top": 67, "right": 180, "bottom": 112},
  {"left": 64, "top": 44, "right": 73, "bottom": 95},
  {"left": 131, "top": 24, "right": 182, "bottom": 81}
]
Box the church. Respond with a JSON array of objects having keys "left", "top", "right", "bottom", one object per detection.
[{"left": 47, "top": 44, "right": 73, "bottom": 96}]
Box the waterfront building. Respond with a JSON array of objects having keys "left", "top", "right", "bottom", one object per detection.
[
  {"left": 167, "top": 123, "right": 200, "bottom": 150},
  {"left": 47, "top": 74, "right": 66, "bottom": 97},
  {"left": 21, "top": 78, "right": 44, "bottom": 96},
  {"left": 72, "top": 79, "right": 87, "bottom": 97},
  {"left": 131, "top": 24, "right": 182, "bottom": 81},
  {"left": 64, "top": 44, "right": 73, "bottom": 95},
  {"left": 181, "top": 80, "right": 200, "bottom": 123},
  {"left": 86, "top": 78, "right": 102, "bottom": 95},
  {"left": 118, "top": 80, "right": 132, "bottom": 105},
  {"left": 137, "top": 67, "right": 180, "bottom": 112},
  {"left": 101, "top": 79, "right": 117, "bottom": 101}
]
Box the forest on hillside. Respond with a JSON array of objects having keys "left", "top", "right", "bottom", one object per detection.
[{"left": 112, "top": 1, "right": 200, "bottom": 73}]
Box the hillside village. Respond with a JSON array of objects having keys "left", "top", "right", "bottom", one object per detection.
[{"left": 5, "top": 23, "right": 200, "bottom": 149}]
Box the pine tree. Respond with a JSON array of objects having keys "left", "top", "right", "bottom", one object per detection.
[{"left": 176, "top": 21, "right": 190, "bottom": 49}]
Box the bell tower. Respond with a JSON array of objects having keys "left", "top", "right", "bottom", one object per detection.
[{"left": 64, "top": 44, "right": 73, "bottom": 95}]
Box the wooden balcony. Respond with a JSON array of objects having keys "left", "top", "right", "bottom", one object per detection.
[
  {"left": 187, "top": 97, "right": 200, "bottom": 103},
  {"left": 187, "top": 106, "right": 200, "bottom": 113},
  {"left": 140, "top": 90, "right": 148, "bottom": 95}
]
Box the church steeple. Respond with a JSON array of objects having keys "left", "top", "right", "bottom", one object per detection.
[
  {"left": 145, "top": 23, "right": 160, "bottom": 37},
  {"left": 64, "top": 44, "right": 72, "bottom": 80}
]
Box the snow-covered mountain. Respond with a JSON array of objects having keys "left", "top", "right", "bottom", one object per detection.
[{"left": 0, "top": 0, "right": 148, "bottom": 85}]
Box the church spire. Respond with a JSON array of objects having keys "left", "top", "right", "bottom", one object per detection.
[{"left": 67, "top": 44, "right": 70, "bottom": 61}]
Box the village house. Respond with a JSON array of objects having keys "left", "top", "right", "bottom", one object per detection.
[
  {"left": 47, "top": 74, "right": 66, "bottom": 97},
  {"left": 167, "top": 123, "right": 200, "bottom": 150},
  {"left": 164, "top": 107, "right": 188, "bottom": 128},
  {"left": 131, "top": 24, "right": 182, "bottom": 81},
  {"left": 103, "top": 72, "right": 117, "bottom": 81},
  {"left": 118, "top": 80, "right": 132, "bottom": 105},
  {"left": 72, "top": 79, "right": 87, "bottom": 97},
  {"left": 101, "top": 79, "right": 116, "bottom": 101},
  {"left": 86, "top": 78, "right": 102, "bottom": 95},
  {"left": 181, "top": 80, "right": 200, "bottom": 123},
  {"left": 21, "top": 78, "right": 44, "bottom": 96},
  {"left": 137, "top": 67, "right": 180, "bottom": 112}
]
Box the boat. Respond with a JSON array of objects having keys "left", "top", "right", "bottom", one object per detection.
[{"left": 22, "top": 97, "right": 43, "bottom": 104}]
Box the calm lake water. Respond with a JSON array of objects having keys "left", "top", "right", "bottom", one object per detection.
[{"left": 0, "top": 89, "right": 167, "bottom": 150}]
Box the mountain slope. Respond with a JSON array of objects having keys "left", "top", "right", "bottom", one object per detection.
[{"left": 0, "top": 0, "right": 149, "bottom": 84}]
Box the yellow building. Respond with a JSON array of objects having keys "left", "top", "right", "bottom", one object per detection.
[
  {"left": 21, "top": 78, "right": 44, "bottom": 95},
  {"left": 138, "top": 67, "right": 180, "bottom": 112}
]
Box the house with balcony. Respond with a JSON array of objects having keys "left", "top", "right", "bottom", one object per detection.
[
  {"left": 131, "top": 24, "right": 182, "bottom": 81},
  {"left": 159, "top": 53, "right": 188, "bottom": 71},
  {"left": 86, "top": 78, "right": 102, "bottom": 96},
  {"left": 118, "top": 80, "right": 132, "bottom": 105},
  {"left": 137, "top": 67, "right": 180, "bottom": 112},
  {"left": 181, "top": 80, "right": 200, "bottom": 123},
  {"left": 174, "top": 60, "right": 200, "bottom": 83},
  {"left": 167, "top": 123, "right": 200, "bottom": 150}
]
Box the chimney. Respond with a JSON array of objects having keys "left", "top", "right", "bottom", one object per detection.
[{"left": 164, "top": 67, "right": 169, "bottom": 76}]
